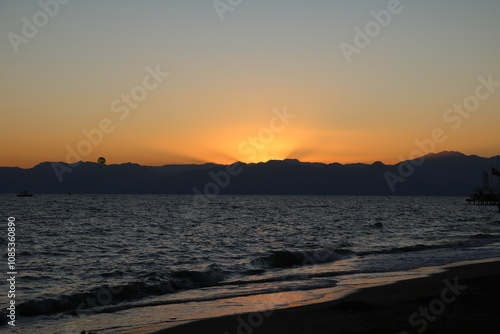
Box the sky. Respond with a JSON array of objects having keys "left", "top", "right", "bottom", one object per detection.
[{"left": 1, "top": 0, "right": 499, "bottom": 168}]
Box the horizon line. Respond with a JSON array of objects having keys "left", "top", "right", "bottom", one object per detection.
[{"left": 3, "top": 151, "right": 498, "bottom": 169}]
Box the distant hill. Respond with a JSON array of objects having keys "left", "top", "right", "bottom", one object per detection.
[{"left": 1, "top": 151, "right": 498, "bottom": 195}]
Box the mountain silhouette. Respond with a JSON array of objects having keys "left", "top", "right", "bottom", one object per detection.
[{"left": 1, "top": 151, "right": 498, "bottom": 195}]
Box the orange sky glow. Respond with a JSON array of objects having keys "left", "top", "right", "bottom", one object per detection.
[{"left": 1, "top": 1, "right": 499, "bottom": 168}]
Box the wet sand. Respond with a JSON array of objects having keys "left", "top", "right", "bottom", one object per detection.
[{"left": 150, "top": 258, "right": 500, "bottom": 334}]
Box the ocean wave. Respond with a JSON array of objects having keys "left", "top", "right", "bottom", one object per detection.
[
  {"left": 14, "top": 248, "right": 353, "bottom": 318},
  {"left": 83, "top": 276, "right": 340, "bottom": 316},
  {"left": 17, "top": 281, "right": 173, "bottom": 317},
  {"left": 249, "top": 248, "right": 353, "bottom": 269},
  {"left": 14, "top": 235, "right": 497, "bottom": 319},
  {"left": 16, "top": 266, "right": 228, "bottom": 317},
  {"left": 359, "top": 243, "right": 459, "bottom": 256},
  {"left": 359, "top": 234, "right": 500, "bottom": 257}
]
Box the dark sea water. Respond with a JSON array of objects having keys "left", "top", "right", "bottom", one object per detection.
[{"left": 1, "top": 195, "right": 500, "bottom": 333}]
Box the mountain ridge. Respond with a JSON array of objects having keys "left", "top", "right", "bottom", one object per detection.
[{"left": 1, "top": 151, "right": 498, "bottom": 195}]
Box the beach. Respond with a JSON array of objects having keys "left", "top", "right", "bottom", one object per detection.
[{"left": 153, "top": 258, "right": 500, "bottom": 334}]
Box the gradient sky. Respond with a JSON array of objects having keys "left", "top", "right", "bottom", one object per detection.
[{"left": 1, "top": 0, "right": 499, "bottom": 168}]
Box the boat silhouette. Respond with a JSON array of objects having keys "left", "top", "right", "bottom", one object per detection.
[{"left": 17, "top": 190, "right": 33, "bottom": 197}]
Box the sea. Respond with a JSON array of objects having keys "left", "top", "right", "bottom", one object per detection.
[{"left": 1, "top": 194, "right": 500, "bottom": 333}]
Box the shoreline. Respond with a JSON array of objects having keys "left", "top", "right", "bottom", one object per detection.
[{"left": 139, "top": 257, "right": 500, "bottom": 334}]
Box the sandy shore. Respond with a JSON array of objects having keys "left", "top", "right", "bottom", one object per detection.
[{"left": 148, "top": 258, "right": 500, "bottom": 334}]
